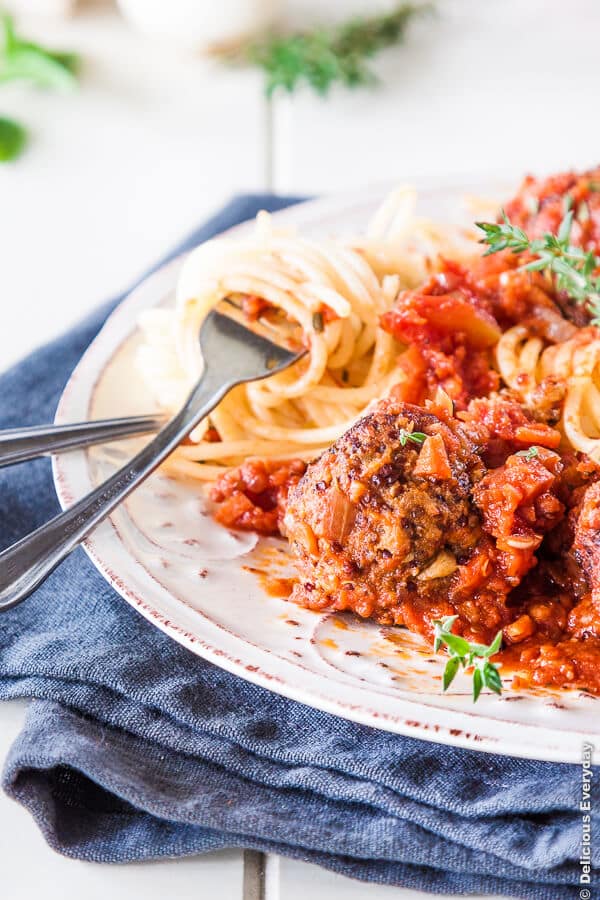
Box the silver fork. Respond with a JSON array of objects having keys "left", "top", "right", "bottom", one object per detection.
[
  {"left": 0, "top": 299, "right": 306, "bottom": 610},
  {"left": 0, "top": 415, "right": 166, "bottom": 468}
]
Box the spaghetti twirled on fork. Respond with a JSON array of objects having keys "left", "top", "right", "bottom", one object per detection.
[{"left": 136, "top": 190, "right": 478, "bottom": 481}]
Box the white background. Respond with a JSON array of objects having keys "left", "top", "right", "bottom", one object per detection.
[{"left": 1, "top": 1, "right": 595, "bottom": 896}]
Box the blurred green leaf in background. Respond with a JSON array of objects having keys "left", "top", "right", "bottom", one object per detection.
[
  {"left": 0, "top": 114, "right": 25, "bottom": 160},
  {"left": 0, "top": 13, "right": 78, "bottom": 162}
]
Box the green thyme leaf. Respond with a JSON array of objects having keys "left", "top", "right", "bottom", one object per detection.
[
  {"left": 433, "top": 614, "right": 457, "bottom": 652},
  {"left": 516, "top": 446, "right": 539, "bottom": 461},
  {"left": 472, "top": 667, "right": 483, "bottom": 702},
  {"left": 398, "top": 428, "right": 428, "bottom": 447},
  {"left": 465, "top": 644, "right": 485, "bottom": 657},
  {"left": 523, "top": 257, "right": 549, "bottom": 272},
  {"left": 583, "top": 252, "right": 596, "bottom": 278},
  {"left": 557, "top": 209, "right": 574, "bottom": 244},
  {"left": 578, "top": 200, "right": 590, "bottom": 223},
  {"left": 432, "top": 619, "right": 503, "bottom": 702},
  {"left": 483, "top": 660, "right": 503, "bottom": 694},
  {"left": 442, "top": 656, "right": 461, "bottom": 691},
  {"left": 438, "top": 630, "right": 471, "bottom": 657},
  {"left": 0, "top": 116, "right": 26, "bottom": 161},
  {"left": 485, "top": 630, "right": 503, "bottom": 657}
]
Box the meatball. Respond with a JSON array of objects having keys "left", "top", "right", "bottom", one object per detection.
[
  {"left": 567, "top": 481, "right": 600, "bottom": 639},
  {"left": 570, "top": 480, "right": 600, "bottom": 590},
  {"left": 283, "top": 399, "right": 486, "bottom": 629}
]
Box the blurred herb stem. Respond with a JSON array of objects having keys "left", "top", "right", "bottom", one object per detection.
[{"left": 219, "top": 3, "right": 432, "bottom": 97}]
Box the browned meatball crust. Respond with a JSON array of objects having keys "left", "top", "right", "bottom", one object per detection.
[{"left": 283, "top": 399, "right": 486, "bottom": 627}]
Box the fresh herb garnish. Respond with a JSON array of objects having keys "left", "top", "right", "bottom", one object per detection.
[
  {"left": 578, "top": 200, "right": 590, "bottom": 224},
  {"left": 476, "top": 208, "right": 600, "bottom": 325},
  {"left": 562, "top": 193, "right": 574, "bottom": 215},
  {"left": 220, "top": 3, "right": 431, "bottom": 97},
  {"left": 399, "top": 428, "right": 427, "bottom": 447},
  {"left": 433, "top": 615, "right": 503, "bottom": 702},
  {"left": 0, "top": 15, "right": 78, "bottom": 89},
  {"left": 516, "top": 446, "right": 539, "bottom": 461},
  {"left": 0, "top": 115, "right": 25, "bottom": 161},
  {"left": 0, "top": 15, "right": 78, "bottom": 161}
]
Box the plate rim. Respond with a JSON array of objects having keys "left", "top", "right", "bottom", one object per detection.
[{"left": 53, "top": 186, "right": 598, "bottom": 765}]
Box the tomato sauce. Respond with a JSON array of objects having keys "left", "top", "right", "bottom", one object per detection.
[
  {"left": 381, "top": 260, "right": 501, "bottom": 409},
  {"left": 208, "top": 167, "right": 600, "bottom": 696},
  {"left": 211, "top": 458, "right": 307, "bottom": 536}
]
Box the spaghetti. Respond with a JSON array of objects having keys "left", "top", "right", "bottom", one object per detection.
[
  {"left": 136, "top": 189, "right": 479, "bottom": 482},
  {"left": 134, "top": 166, "right": 600, "bottom": 696},
  {"left": 496, "top": 323, "right": 600, "bottom": 461}
]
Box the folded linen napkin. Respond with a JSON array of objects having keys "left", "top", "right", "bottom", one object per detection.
[{"left": 0, "top": 196, "right": 596, "bottom": 900}]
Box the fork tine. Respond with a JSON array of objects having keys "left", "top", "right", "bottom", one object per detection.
[
  {"left": 199, "top": 307, "right": 306, "bottom": 382},
  {"left": 215, "top": 296, "right": 305, "bottom": 353}
]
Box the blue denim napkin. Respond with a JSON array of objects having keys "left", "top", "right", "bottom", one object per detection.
[{"left": 0, "top": 196, "right": 596, "bottom": 900}]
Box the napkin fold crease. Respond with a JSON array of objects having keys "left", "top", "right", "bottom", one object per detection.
[{"left": 0, "top": 196, "right": 596, "bottom": 900}]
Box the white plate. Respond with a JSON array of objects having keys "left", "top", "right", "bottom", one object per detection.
[{"left": 53, "top": 183, "right": 600, "bottom": 764}]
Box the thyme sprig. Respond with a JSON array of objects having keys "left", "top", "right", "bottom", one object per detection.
[
  {"left": 398, "top": 429, "right": 427, "bottom": 447},
  {"left": 433, "top": 615, "right": 503, "bottom": 702},
  {"left": 220, "top": 3, "right": 431, "bottom": 97},
  {"left": 476, "top": 207, "right": 600, "bottom": 325},
  {"left": 516, "top": 446, "right": 539, "bottom": 461}
]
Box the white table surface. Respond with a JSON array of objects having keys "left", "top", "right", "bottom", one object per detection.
[{"left": 1, "top": 1, "right": 595, "bottom": 896}]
